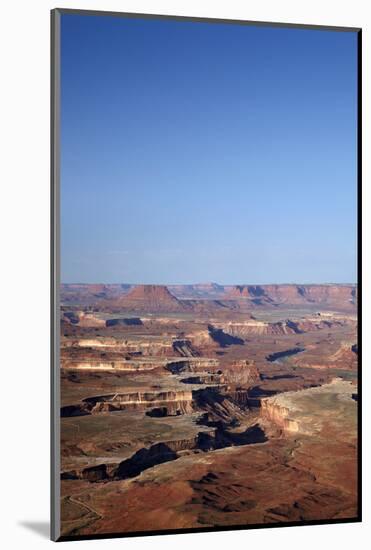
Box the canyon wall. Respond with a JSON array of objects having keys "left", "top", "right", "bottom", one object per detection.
[{"left": 260, "top": 398, "right": 299, "bottom": 433}]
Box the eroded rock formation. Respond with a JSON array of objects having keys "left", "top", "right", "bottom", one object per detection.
[{"left": 116, "top": 285, "right": 188, "bottom": 312}]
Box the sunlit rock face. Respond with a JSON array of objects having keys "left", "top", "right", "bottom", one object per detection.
[
  {"left": 260, "top": 379, "right": 356, "bottom": 436},
  {"left": 260, "top": 398, "right": 299, "bottom": 433}
]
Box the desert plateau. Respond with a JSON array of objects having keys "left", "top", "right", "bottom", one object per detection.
[{"left": 59, "top": 282, "right": 358, "bottom": 536}]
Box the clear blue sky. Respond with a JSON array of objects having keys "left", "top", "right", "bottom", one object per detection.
[{"left": 60, "top": 13, "right": 358, "bottom": 285}]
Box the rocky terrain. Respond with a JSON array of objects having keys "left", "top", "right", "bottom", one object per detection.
[{"left": 59, "top": 283, "right": 358, "bottom": 538}]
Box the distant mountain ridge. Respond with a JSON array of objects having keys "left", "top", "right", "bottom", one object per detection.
[
  {"left": 61, "top": 283, "right": 357, "bottom": 312},
  {"left": 225, "top": 284, "right": 357, "bottom": 307}
]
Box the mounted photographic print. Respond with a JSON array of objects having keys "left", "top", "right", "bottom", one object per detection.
[{"left": 51, "top": 8, "right": 361, "bottom": 541}]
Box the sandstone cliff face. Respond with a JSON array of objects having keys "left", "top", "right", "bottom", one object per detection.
[
  {"left": 61, "top": 389, "right": 195, "bottom": 417},
  {"left": 172, "top": 339, "right": 199, "bottom": 357},
  {"left": 60, "top": 359, "right": 161, "bottom": 371},
  {"left": 89, "top": 390, "right": 194, "bottom": 415},
  {"left": 165, "top": 358, "right": 220, "bottom": 374},
  {"left": 220, "top": 359, "right": 260, "bottom": 387},
  {"left": 216, "top": 320, "right": 299, "bottom": 338},
  {"left": 64, "top": 338, "right": 118, "bottom": 348},
  {"left": 217, "top": 318, "right": 345, "bottom": 339},
  {"left": 63, "top": 336, "right": 174, "bottom": 357},
  {"left": 260, "top": 398, "right": 299, "bottom": 433},
  {"left": 90, "top": 390, "right": 193, "bottom": 405}
]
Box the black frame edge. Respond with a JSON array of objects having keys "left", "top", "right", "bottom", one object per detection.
[
  {"left": 54, "top": 7, "right": 361, "bottom": 33},
  {"left": 51, "top": 7, "right": 61, "bottom": 543},
  {"left": 356, "top": 28, "right": 362, "bottom": 523}
]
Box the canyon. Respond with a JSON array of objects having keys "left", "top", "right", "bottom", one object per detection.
[{"left": 60, "top": 283, "right": 358, "bottom": 537}]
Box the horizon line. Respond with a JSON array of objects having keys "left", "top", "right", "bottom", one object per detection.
[{"left": 60, "top": 281, "right": 357, "bottom": 286}]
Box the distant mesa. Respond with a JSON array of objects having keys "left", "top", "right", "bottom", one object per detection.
[
  {"left": 117, "top": 284, "right": 188, "bottom": 313},
  {"left": 226, "top": 285, "right": 275, "bottom": 306},
  {"left": 60, "top": 283, "right": 133, "bottom": 304},
  {"left": 225, "top": 284, "right": 357, "bottom": 308}
]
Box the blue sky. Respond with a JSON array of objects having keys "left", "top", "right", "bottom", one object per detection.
[{"left": 61, "top": 14, "right": 358, "bottom": 284}]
